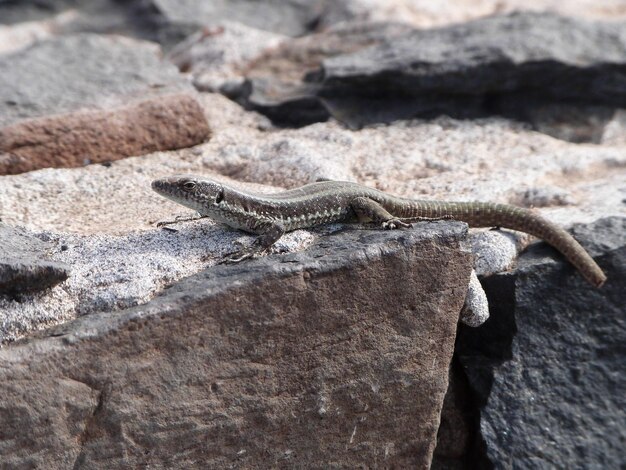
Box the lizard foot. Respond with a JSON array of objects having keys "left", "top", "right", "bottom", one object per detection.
[
  {"left": 218, "top": 246, "right": 269, "bottom": 265},
  {"left": 382, "top": 219, "right": 412, "bottom": 230},
  {"left": 156, "top": 214, "right": 203, "bottom": 228}
]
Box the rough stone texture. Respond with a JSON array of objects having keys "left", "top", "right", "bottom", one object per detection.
[
  {"left": 0, "top": 94, "right": 211, "bottom": 175},
  {"left": 148, "top": 0, "right": 327, "bottom": 38},
  {"left": 229, "top": 21, "right": 415, "bottom": 126},
  {"left": 460, "top": 270, "right": 490, "bottom": 327},
  {"left": 0, "top": 0, "right": 169, "bottom": 53},
  {"left": 431, "top": 362, "right": 474, "bottom": 470},
  {"left": 455, "top": 217, "right": 625, "bottom": 468},
  {"left": 320, "top": 12, "right": 626, "bottom": 132},
  {"left": 0, "top": 93, "right": 623, "bottom": 344},
  {"left": 322, "top": 12, "right": 626, "bottom": 99},
  {"left": 168, "top": 21, "right": 285, "bottom": 91},
  {"left": 3, "top": 0, "right": 625, "bottom": 55},
  {"left": 469, "top": 230, "right": 524, "bottom": 278},
  {"left": 0, "top": 34, "right": 210, "bottom": 174},
  {"left": 0, "top": 223, "right": 70, "bottom": 297},
  {"left": 0, "top": 214, "right": 317, "bottom": 344},
  {"left": 0, "top": 223, "right": 472, "bottom": 468},
  {"left": 0, "top": 5, "right": 624, "bottom": 467},
  {"left": 0, "top": 0, "right": 113, "bottom": 25},
  {"left": 220, "top": 12, "right": 626, "bottom": 137},
  {"left": 601, "top": 109, "right": 626, "bottom": 145}
]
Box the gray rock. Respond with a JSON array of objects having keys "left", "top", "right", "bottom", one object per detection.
[
  {"left": 0, "top": 222, "right": 473, "bottom": 468},
  {"left": 0, "top": 223, "right": 69, "bottom": 297},
  {"left": 0, "top": 0, "right": 153, "bottom": 48},
  {"left": 226, "top": 12, "right": 626, "bottom": 136},
  {"left": 455, "top": 217, "right": 625, "bottom": 468},
  {"left": 0, "top": 34, "right": 180, "bottom": 128},
  {"left": 149, "top": 0, "right": 323, "bottom": 37},
  {"left": 0, "top": 34, "right": 211, "bottom": 174},
  {"left": 320, "top": 12, "right": 626, "bottom": 133},
  {"left": 227, "top": 21, "right": 415, "bottom": 126},
  {"left": 460, "top": 270, "right": 489, "bottom": 327},
  {"left": 322, "top": 12, "right": 626, "bottom": 98},
  {"left": 0, "top": 0, "right": 97, "bottom": 25}
]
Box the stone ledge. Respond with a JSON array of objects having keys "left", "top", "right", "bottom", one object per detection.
[{"left": 0, "top": 222, "right": 472, "bottom": 468}]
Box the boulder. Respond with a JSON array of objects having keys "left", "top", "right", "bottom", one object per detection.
[
  {"left": 0, "top": 222, "right": 473, "bottom": 468},
  {"left": 455, "top": 217, "right": 625, "bottom": 468}
]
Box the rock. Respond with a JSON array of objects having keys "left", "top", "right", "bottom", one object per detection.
[
  {"left": 0, "top": 94, "right": 622, "bottom": 343},
  {"left": 0, "top": 0, "right": 90, "bottom": 24},
  {"left": 322, "top": 12, "right": 626, "bottom": 100},
  {"left": 0, "top": 34, "right": 211, "bottom": 175},
  {"left": 3, "top": 1, "right": 625, "bottom": 55},
  {"left": 455, "top": 217, "right": 625, "bottom": 468},
  {"left": 0, "top": 0, "right": 153, "bottom": 54},
  {"left": 601, "top": 109, "right": 626, "bottom": 145},
  {"left": 0, "top": 222, "right": 473, "bottom": 468},
  {"left": 143, "top": 0, "right": 326, "bottom": 41},
  {"left": 469, "top": 230, "right": 522, "bottom": 278},
  {"left": 228, "top": 21, "right": 415, "bottom": 126},
  {"left": 501, "top": 102, "right": 618, "bottom": 144},
  {"left": 168, "top": 22, "right": 285, "bottom": 86},
  {"left": 0, "top": 223, "right": 70, "bottom": 297},
  {"left": 460, "top": 270, "right": 489, "bottom": 327},
  {"left": 224, "top": 12, "right": 626, "bottom": 135},
  {"left": 319, "top": 12, "right": 626, "bottom": 132}
]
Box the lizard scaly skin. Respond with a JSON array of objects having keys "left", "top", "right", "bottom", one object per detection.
[{"left": 152, "top": 175, "right": 607, "bottom": 287}]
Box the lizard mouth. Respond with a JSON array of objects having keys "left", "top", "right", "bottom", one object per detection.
[{"left": 151, "top": 179, "right": 167, "bottom": 194}]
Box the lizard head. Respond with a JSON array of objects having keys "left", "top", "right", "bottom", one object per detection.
[{"left": 152, "top": 175, "right": 224, "bottom": 213}]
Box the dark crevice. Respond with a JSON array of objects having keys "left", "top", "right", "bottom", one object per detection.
[{"left": 433, "top": 272, "right": 518, "bottom": 469}]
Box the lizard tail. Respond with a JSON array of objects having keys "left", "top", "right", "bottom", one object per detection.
[{"left": 397, "top": 200, "right": 606, "bottom": 287}]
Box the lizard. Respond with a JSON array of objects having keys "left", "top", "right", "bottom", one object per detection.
[{"left": 151, "top": 175, "right": 607, "bottom": 288}]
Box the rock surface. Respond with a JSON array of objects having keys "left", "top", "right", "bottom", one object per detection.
[
  {"left": 211, "top": 12, "right": 626, "bottom": 138},
  {"left": 3, "top": 0, "right": 625, "bottom": 55},
  {"left": 0, "top": 223, "right": 472, "bottom": 468},
  {"left": 0, "top": 34, "right": 210, "bottom": 174},
  {"left": 454, "top": 217, "right": 625, "bottom": 468},
  {"left": 229, "top": 21, "right": 415, "bottom": 126},
  {"left": 0, "top": 4, "right": 624, "bottom": 468},
  {"left": 0, "top": 223, "right": 70, "bottom": 297},
  {"left": 0, "top": 92, "right": 623, "bottom": 344}
]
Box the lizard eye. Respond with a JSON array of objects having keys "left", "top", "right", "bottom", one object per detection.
[{"left": 182, "top": 181, "right": 196, "bottom": 191}]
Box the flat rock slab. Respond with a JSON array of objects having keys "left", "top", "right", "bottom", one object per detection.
[
  {"left": 228, "top": 12, "right": 626, "bottom": 135},
  {"left": 0, "top": 222, "right": 472, "bottom": 468},
  {"left": 0, "top": 223, "right": 69, "bottom": 297},
  {"left": 322, "top": 12, "right": 626, "bottom": 132},
  {"left": 0, "top": 34, "right": 211, "bottom": 174},
  {"left": 455, "top": 217, "right": 625, "bottom": 467}
]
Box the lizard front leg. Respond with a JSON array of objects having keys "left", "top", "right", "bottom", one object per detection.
[
  {"left": 220, "top": 221, "right": 285, "bottom": 264},
  {"left": 156, "top": 213, "right": 206, "bottom": 228}
]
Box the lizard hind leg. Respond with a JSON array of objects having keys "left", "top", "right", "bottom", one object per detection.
[{"left": 350, "top": 197, "right": 412, "bottom": 230}]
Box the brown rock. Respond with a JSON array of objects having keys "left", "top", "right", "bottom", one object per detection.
[
  {"left": 0, "top": 34, "right": 211, "bottom": 175},
  {"left": 0, "top": 223, "right": 472, "bottom": 468},
  {"left": 0, "top": 94, "right": 211, "bottom": 175}
]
